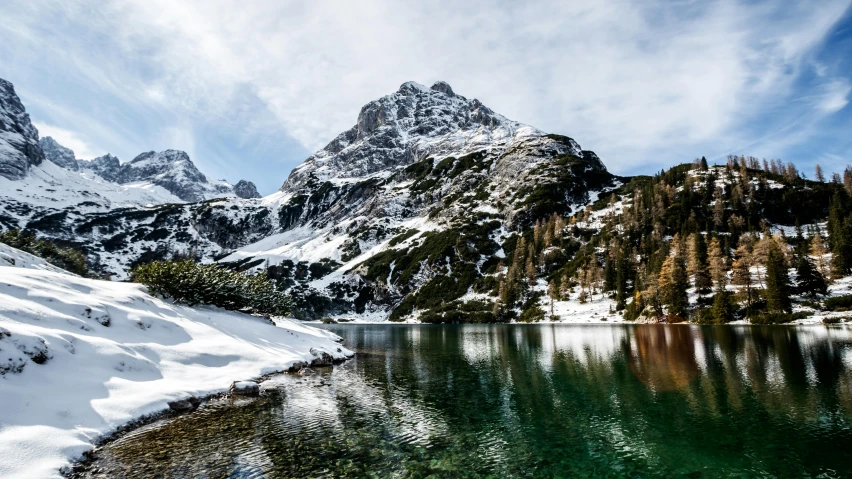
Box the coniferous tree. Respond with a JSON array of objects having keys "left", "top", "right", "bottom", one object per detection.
[
  {"left": 809, "top": 234, "right": 830, "bottom": 280},
  {"left": 711, "top": 284, "right": 734, "bottom": 323},
  {"left": 795, "top": 255, "right": 828, "bottom": 297},
  {"left": 765, "top": 241, "right": 792, "bottom": 313},
  {"left": 712, "top": 187, "right": 726, "bottom": 228},
  {"left": 815, "top": 164, "right": 825, "bottom": 182},
  {"left": 828, "top": 192, "right": 852, "bottom": 278},
  {"left": 844, "top": 166, "right": 852, "bottom": 195},
  {"left": 708, "top": 237, "right": 727, "bottom": 288},
  {"left": 731, "top": 236, "right": 756, "bottom": 313}
]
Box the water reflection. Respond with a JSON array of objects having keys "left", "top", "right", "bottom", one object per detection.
[{"left": 79, "top": 325, "right": 852, "bottom": 478}]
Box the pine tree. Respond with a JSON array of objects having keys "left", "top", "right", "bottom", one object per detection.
[
  {"left": 559, "top": 271, "right": 571, "bottom": 300},
  {"left": 700, "top": 156, "right": 709, "bottom": 171},
  {"left": 815, "top": 164, "right": 825, "bottom": 182},
  {"left": 731, "top": 236, "right": 756, "bottom": 313},
  {"left": 708, "top": 237, "right": 726, "bottom": 288},
  {"left": 828, "top": 192, "right": 851, "bottom": 278},
  {"left": 845, "top": 166, "right": 852, "bottom": 195},
  {"left": 765, "top": 241, "right": 792, "bottom": 313},
  {"left": 711, "top": 284, "right": 734, "bottom": 324},
  {"left": 603, "top": 255, "right": 616, "bottom": 292},
  {"left": 712, "top": 187, "right": 726, "bottom": 228},
  {"left": 795, "top": 255, "right": 828, "bottom": 297},
  {"left": 658, "top": 238, "right": 689, "bottom": 318},
  {"left": 809, "top": 234, "right": 830, "bottom": 280}
]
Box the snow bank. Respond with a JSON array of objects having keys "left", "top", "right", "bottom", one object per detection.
[{"left": 0, "top": 256, "right": 353, "bottom": 478}]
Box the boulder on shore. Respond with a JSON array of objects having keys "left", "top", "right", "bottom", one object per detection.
[{"left": 229, "top": 380, "right": 260, "bottom": 397}]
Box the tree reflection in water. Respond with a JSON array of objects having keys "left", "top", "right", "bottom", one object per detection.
[{"left": 78, "top": 325, "right": 852, "bottom": 479}]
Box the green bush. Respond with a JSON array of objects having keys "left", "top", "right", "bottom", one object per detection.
[
  {"left": 130, "top": 259, "right": 292, "bottom": 316},
  {"left": 0, "top": 229, "right": 88, "bottom": 276},
  {"left": 750, "top": 311, "right": 811, "bottom": 325},
  {"left": 825, "top": 295, "right": 852, "bottom": 311}
]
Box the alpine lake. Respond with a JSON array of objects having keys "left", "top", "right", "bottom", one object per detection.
[{"left": 76, "top": 324, "right": 852, "bottom": 478}]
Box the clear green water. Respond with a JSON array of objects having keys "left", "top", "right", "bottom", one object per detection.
[{"left": 81, "top": 325, "right": 852, "bottom": 478}]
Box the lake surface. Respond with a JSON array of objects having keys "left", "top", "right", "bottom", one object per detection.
[{"left": 79, "top": 324, "right": 852, "bottom": 478}]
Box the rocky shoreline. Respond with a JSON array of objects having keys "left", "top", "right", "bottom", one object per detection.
[{"left": 62, "top": 348, "right": 354, "bottom": 478}]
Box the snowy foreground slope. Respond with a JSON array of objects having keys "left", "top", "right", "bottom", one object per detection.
[{"left": 0, "top": 244, "right": 353, "bottom": 479}]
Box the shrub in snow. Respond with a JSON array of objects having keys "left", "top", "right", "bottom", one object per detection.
[
  {"left": 130, "top": 259, "right": 293, "bottom": 316},
  {"left": 0, "top": 229, "right": 88, "bottom": 276}
]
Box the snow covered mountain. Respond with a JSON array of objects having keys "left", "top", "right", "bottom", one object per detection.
[
  {"left": 1, "top": 76, "right": 263, "bottom": 228},
  {"left": 1, "top": 78, "right": 619, "bottom": 320},
  {"left": 282, "top": 81, "right": 543, "bottom": 191},
  {"left": 41, "top": 136, "right": 261, "bottom": 203}
]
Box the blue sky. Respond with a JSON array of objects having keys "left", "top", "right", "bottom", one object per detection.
[{"left": 1, "top": 1, "right": 850, "bottom": 194}]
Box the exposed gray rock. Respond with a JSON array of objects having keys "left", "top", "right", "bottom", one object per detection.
[
  {"left": 234, "top": 179, "right": 261, "bottom": 199},
  {"left": 167, "top": 396, "right": 201, "bottom": 412},
  {"left": 77, "top": 154, "right": 121, "bottom": 181},
  {"left": 119, "top": 150, "right": 209, "bottom": 202},
  {"left": 309, "top": 348, "right": 334, "bottom": 367},
  {"left": 229, "top": 380, "right": 260, "bottom": 397},
  {"left": 40, "top": 136, "right": 79, "bottom": 171},
  {"left": 0, "top": 78, "right": 44, "bottom": 180}
]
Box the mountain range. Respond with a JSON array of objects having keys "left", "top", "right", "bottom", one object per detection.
[{"left": 2, "top": 76, "right": 851, "bottom": 323}]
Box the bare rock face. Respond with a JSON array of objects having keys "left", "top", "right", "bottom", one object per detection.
[
  {"left": 234, "top": 179, "right": 261, "bottom": 199},
  {"left": 0, "top": 78, "right": 44, "bottom": 180},
  {"left": 78, "top": 153, "right": 121, "bottom": 182},
  {"left": 40, "top": 136, "right": 79, "bottom": 171}
]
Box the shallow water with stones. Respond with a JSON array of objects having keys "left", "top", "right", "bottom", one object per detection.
[{"left": 77, "top": 324, "right": 852, "bottom": 478}]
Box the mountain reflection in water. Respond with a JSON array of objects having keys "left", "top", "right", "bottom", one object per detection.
[{"left": 78, "top": 324, "right": 852, "bottom": 479}]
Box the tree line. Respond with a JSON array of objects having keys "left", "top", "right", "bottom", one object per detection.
[{"left": 492, "top": 156, "right": 852, "bottom": 323}]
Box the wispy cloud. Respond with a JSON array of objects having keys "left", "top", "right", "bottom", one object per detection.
[{"left": 1, "top": 0, "right": 850, "bottom": 190}]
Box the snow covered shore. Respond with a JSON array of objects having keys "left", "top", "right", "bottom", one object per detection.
[{"left": 0, "top": 244, "right": 353, "bottom": 479}]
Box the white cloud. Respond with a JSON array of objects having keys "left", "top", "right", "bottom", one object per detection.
[
  {"left": 4, "top": 0, "right": 852, "bottom": 176},
  {"left": 815, "top": 79, "right": 851, "bottom": 113},
  {"left": 32, "top": 122, "right": 101, "bottom": 160}
]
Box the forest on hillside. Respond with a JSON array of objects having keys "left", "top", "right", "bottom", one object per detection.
[{"left": 488, "top": 157, "right": 852, "bottom": 324}]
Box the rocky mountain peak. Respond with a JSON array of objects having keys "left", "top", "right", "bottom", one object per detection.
[
  {"left": 281, "top": 80, "right": 538, "bottom": 192},
  {"left": 429, "top": 80, "right": 455, "bottom": 96},
  {"left": 0, "top": 78, "right": 44, "bottom": 180},
  {"left": 78, "top": 154, "right": 121, "bottom": 182},
  {"left": 234, "top": 180, "right": 261, "bottom": 199},
  {"left": 39, "top": 136, "right": 79, "bottom": 171}
]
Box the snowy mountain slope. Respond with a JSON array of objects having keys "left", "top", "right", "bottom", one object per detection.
[
  {"left": 0, "top": 242, "right": 71, "bottom": 274},
  {"left": 0, "top": 245, "right": 353, "bottom": 479},
  {"left": 0, "top": 79, "right": 44, "bottom": 180}
]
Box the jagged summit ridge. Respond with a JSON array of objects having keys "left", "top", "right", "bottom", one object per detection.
[
  {"left": 40, "top": 136, "right": 79, "bottom": 171},
  {"left": 281, "top": 81, "right": 544, "bottom": 192}
]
